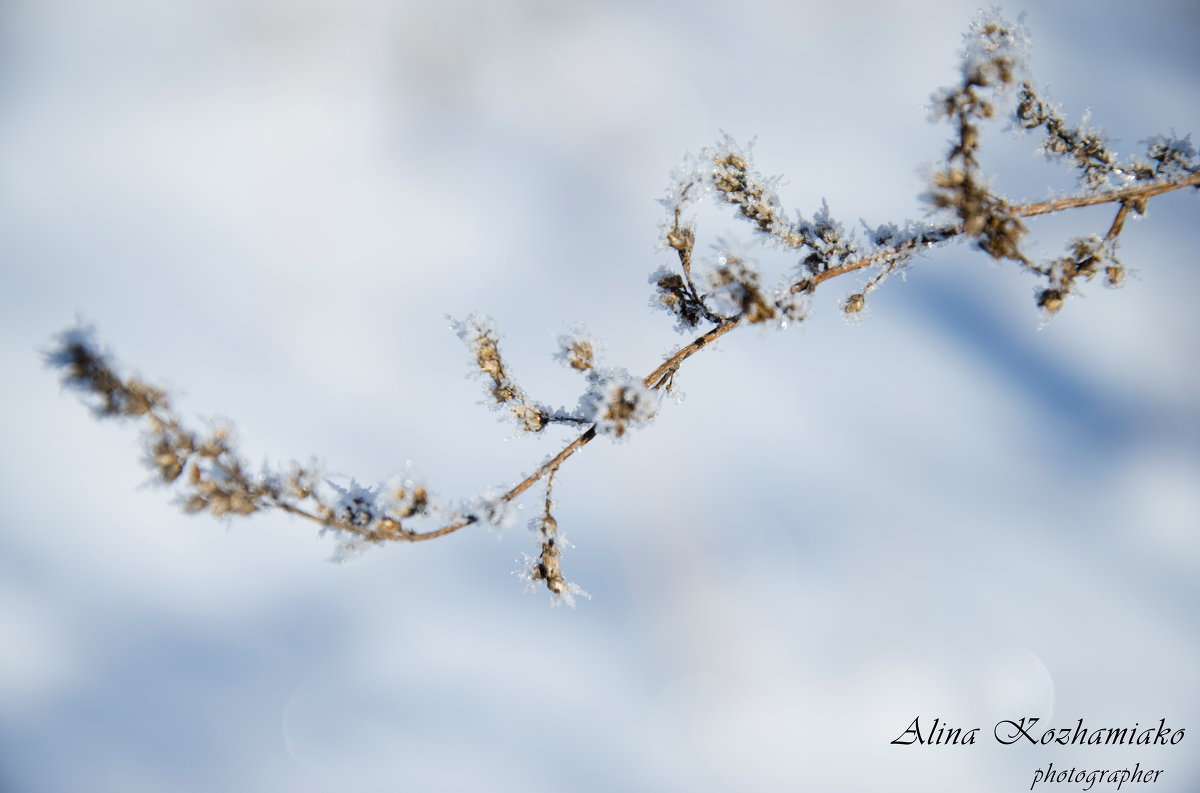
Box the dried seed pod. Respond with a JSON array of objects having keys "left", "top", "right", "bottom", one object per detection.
[{"left": 1037, "top": 288, "right": 1065, "bottom": 314}]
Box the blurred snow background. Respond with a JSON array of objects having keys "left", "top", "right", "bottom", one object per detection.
[{"left": 2, "top": 0, "right": 1198, "bottom": 790}]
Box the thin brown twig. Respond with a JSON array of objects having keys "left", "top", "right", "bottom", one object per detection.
[
  {"left": 1015, "top": 172, "right": 1199, "bottom": 218},
  {"left": 806, "top": 228, "right": 958, "bottom": 289},
  {"left": 1104, "top": 201, "right": 1132, "bottom": 243},
  {"left": 804, "top": 173, "right": 1199, "bottom": 290},
  {"left": 291, "top": 320, "right": 745, "bottom": 540},
  {"left": 296, "top": 172, "right": 1200, "bottom": 544}
]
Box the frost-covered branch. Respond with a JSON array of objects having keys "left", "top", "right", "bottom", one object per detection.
[{"left": 48, "top": 10, "right": 1199, "bottom": 604}]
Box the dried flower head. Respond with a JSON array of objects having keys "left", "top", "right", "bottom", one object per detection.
[
  {"left": 453, "top": 313, "right": 548, "bottom": 432},
  {"left": 1037, "top": 288, "right": 1065, "bottom": 315},
  {"left": 556, "top": 329, "right": 596, "bottom": 372},
  {"left": 959, "top": 10, "right": 1029, "bottom": 91},
  {"left": 579, "top": 369, "right": 657, "bottom": 439},
  {"left": 843, "top": 293, "right": 866, "bottom": 314},
  {"left": 703, "top": 246, "right": 776, "bottom": 324}
]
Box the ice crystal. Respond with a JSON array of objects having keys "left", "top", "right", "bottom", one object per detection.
[
  {"left": 578, "top": 368, "right": 657, "bottom": 439},
  {"left": 1141, "top": 134, "right": 1198, "bottom": 178},
  {"left": 327, "top": 479, "right": 381, "bottom": 528},
  {"left": 701, "top": 243, "right": 775, "bottom": 324},
  {"left": 470, "top": 487, "right": 519, "bottom": 529}
]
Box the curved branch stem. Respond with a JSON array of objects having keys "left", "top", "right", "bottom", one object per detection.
[
  {"left": 497, "top": 319, "right": 741, "bottom": 506},
  {"left": 1015, "top": 172, "right": 1199, "bottom": 218},
  {"left": 55, "top": 172, "right": 1198, "bottom": 547},
  {"left": 344, "top": 172, "right": 1199, "bottom": 543}
]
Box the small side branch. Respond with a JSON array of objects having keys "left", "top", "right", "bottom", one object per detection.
[{"left": 1015, "top": 173, "right": 1199, "bottom": 219}]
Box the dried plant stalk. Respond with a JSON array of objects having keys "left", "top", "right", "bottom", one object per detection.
[{"left": 48, "top": 11, "right": 1199, "bottom": 603}]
